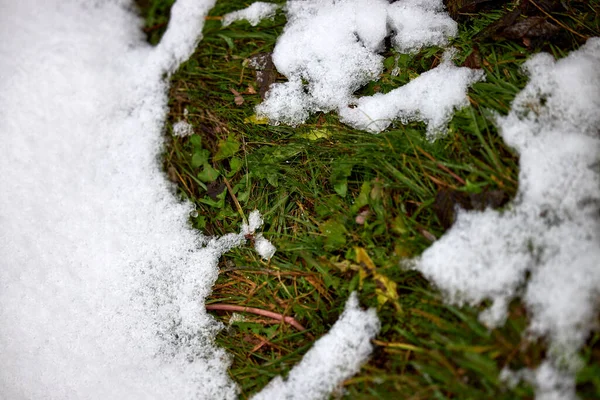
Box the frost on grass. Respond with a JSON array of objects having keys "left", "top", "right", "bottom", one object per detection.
[
  {"left": 0, "top": 0, "right": 378, "bottom": 399},
  {"left": 222, "top": 2, "right": 280, "bottom": 27},
  {"left": 252, "top": 0, "right": 479, "bottom": 135},
  {"left": 252, "top": 292, "right": 380, "bottom": 400},
  {"left": 414, "top": 38, "right": 600, "bottom": 399}
]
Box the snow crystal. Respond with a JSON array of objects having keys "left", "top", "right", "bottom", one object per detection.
[
  {"left": 254, "top": 0, "right": 474, "bottom": 134},
  {"left": 251, "top": 292, "right": 380, "bottom": 400},
  {"left": 222, "top": 2, "right": 280, "bottom": 27},
  {"left": 414, "top": 38, "right": 600, "bottom": 399},
  {"left": 0, "top": 1, "right": 378, "bottom": 398}
]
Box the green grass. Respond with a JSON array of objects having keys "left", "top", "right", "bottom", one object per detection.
[{"left": 135, "top": 1, "right": 600, "bottom": 398}]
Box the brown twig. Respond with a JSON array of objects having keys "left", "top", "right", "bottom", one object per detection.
[{"left": 205, "top": 303, "right": 307, "bottom": 332}]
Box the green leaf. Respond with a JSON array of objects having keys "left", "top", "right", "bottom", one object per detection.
[
  {"left": 198, "top": 163, "right": 220, "bottom": 182},
  {"left": 198, "top": 189, "right": 226, "bottom": 208},
  {"left": 266, "top": 171, "right": 279, "bottom": 187},
  {"left": 351, "top": 181, "right": 371, "bottom": 213},
  {"left": 330, "top": 158, "right": 354, "bottom": 197},
  {"left": 217, "top": 33, "right": 235, "bottom": 50},
  {"left": 233, "top": 178, "right": 251, "bottom": 204},
  {"left": 226, "top": 157, "right": 243, "bottom": 177},
  {"left": 320, "top": 218, "right": 347, "bottom": 250},
  {"left": 214, "top": 135, "right": 240, "bottom": 161},
  {"left": 189, "top": 134, "right": 202, "bottom": 149},
  {"left": 267, "top": 144, "right": 303, "bottom": 163},
  {"left": 193, "top": 215, "right": 206, "bottom": 229},
  {"left": 333, "top": 181, "right": 348, "bottom": 197},
  {"left": 191, "top": 149, "right": 210, "bottom": 168}
]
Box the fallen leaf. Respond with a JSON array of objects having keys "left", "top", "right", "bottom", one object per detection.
[
  {"left": 433, "top": 189, "right": 471, "bottom": 230},
  {"left": 433, "top": 188, "right": 509, "bottom": 229},
  {"left": 501, "top": 16, "right": 560, "bottom": 40},
  {"left": 444, "top": 0, "right": 497, "bottom": 20},
  {"left": 230, "top": 88, "right": 244, "bottom": 106},
  {"left": 247, "top": 52, "right": 277, "bottom": 100},
  {"left": 469, "top": 189, "right": 508, "bottom": 210},
  {"left": 355, "top": 208, "right": 370, "bottom": 225},
  {"left": 244, "top": 114, "right": 270, "bottom": 124},
  {"left": 298, "top": 128, "right": 331, "bottom": 141},
  {"left": 207, "top": 181, "right": 226, "bottom": 200},
  {"left": 463, "top": 45, "right": 482, "bottom": 69},
  {"left": 354, "top": 247, "right": 402, "bottom": 312}
]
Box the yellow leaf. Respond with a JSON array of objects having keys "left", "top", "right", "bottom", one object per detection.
[
  {"left": 355, "top": 247, "right": 402, "bottom": 312},
  {"left": 374, "top": 272, "right": 400, "bottom": 310},
  {"left": 354, "top": 247, "right": 375, "bottom": 272},
  {"left": 330, "top": 259, "right": 360, "bottom": 273},
  {"left": 244, "top": 114, "right": 269, "bottom": 124},
  {"left": 298, "top": 129, "right": 331, "bottom": 140}
]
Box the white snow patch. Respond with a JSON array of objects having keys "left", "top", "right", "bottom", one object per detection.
[
  {"left": 241, "top": 210, "right": 277, "bottom": 260},
  {"left": 243, "top": 209, "right": 266, "bottom": 234},
  {"left": 339, "top": 50, "right": 484, "bottom": 137},
  {"left": 501, "top": 361, "right": 576, "bottom": 400},
  {"left": 0, "top": 1, "right": 379, "bottom": 398},
  {"left": 0, "top": 0, "right": 238, "bottom": 398},
  {"left": 387, "top": 0, "right": 457, "bottom": 53},
  {"left": 173, "top": 108, "right": 194, "bottom": 137},
  {"left": 414, "top": 38, "right": 600, "bottom": 399},
  {"left": 222, "top": 2, "right": 281, "bottom": 27},
  {"left": 254, "top": 234, "right": 277, "bottom": 260},
  {"left": 172, "top": 120, "right": 194, "bottom": 137},
  {"left": 255, "top": 0, "right": 475, "bottom": 134},
  {"left": 251, "top": 292, "right": 380, "bottom": 400}
]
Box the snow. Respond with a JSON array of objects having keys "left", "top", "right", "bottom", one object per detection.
[
  {"left": 242, "top": 209, "right": 266, "bottom": 234},
  {"left": 339, "top": 49, "right": 484, "bottom": 137},
  {"left": 241, "top": 210, "right": 277, "bottom": 260},
  {"left": 251, "top": 292, "right": 380, "bottom": 400},
  {"left": 173, "top": 120, "right": 194, "bottom": 136},
  {"left": 254, "top": 235, "right": 277, "bottom": 260},
  {"left": 255, "top": 0, "right": 478, "bottom": 136},
  {"left": 387, "top": 0, "right": 457, "bottom": 53},
  {"left": 0, "top": 1, "right": 376, "bottom": 399},
  {"left": 222, "top": 2, "right": 281, "bottom": 27},
  {"left": 501, "top": 361, "right": 577, "bottom": 400},
  {"left": 414, "top": 38, "right": 600, "bottom": 399},
  {"left": 3, "top": 0, "right": 598, "bottom": 398},
  {"left": 173, "top": 108, "right": 194, "bottom": 137}
]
